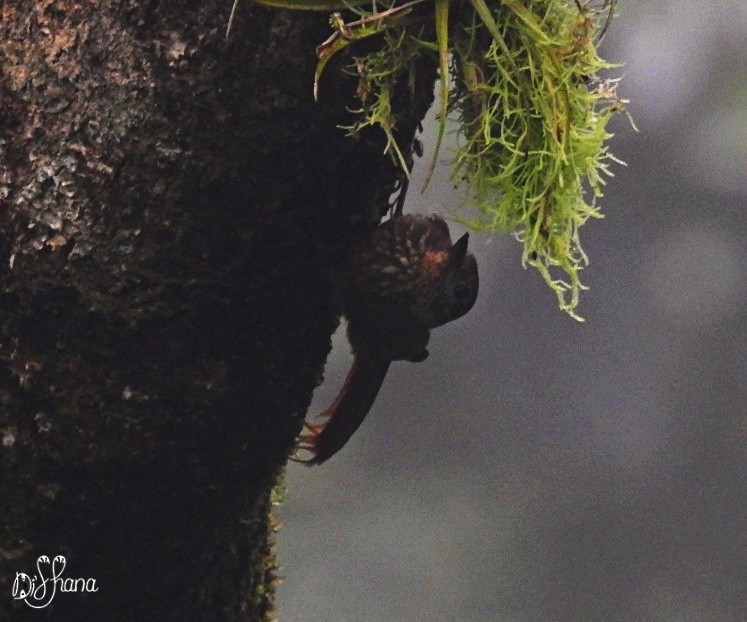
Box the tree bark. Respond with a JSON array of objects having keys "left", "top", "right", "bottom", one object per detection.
[{"left": 0, "top": 1, "right": 434, "bottom": 619}]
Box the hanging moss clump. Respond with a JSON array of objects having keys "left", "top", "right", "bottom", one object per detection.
[{"left": 244, "top": 0, "right": 632, "bottom": 318}]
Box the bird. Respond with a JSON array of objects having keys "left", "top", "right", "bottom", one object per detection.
[{"left": 297, "top": 213, "right": 479, "bottom": 465}]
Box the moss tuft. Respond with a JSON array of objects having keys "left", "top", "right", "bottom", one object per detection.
[{"left": 311, "top": 0, "right": 630, "bottom": 318}]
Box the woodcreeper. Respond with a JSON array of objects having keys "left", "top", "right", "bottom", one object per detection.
[{"left": 298, "top": 213, "right": 479, "bottom": 465}]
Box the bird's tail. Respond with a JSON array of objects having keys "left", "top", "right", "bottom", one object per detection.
[{"left": 296, "top": 354, "right": 390, "bottom": 466}]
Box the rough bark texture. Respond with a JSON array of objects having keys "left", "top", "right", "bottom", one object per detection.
[{"left": 0, "top": 1, "right": 434, "bottom": 619}]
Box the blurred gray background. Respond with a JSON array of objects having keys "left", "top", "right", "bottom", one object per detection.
[{"left": 278, "top": 2, "right": 746, "bottom": 620}]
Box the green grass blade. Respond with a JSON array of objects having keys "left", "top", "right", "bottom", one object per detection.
[{"left": 421, "top": 0, "right": 450, "bottom": 191}]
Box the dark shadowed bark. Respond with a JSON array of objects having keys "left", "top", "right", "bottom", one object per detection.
[{"left": 0, "top": 1, "right": 434, "bottom": 619}]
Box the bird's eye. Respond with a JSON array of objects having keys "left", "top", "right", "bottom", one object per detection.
[{"left": 454, "top": 283, "right": 471, "bottom": 299}]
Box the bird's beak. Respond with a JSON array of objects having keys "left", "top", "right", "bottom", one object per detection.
[{"left": 450, "top": 232, "right": 469, "bottom": 267}]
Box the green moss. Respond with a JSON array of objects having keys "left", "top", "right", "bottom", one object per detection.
[
  {"left": 270, "top": 466, "right": 287, "bottom": 506},
  {"left": 341, "top": 28, "right": 425, "bottom": 172},
  {"left": 312, "top": 0, "right": 630, "bottom": 318},
  {"left": 241, "top": 470, "right": 286, "bottom": 621},
  {"left": 451, "top": 0, "right": 628, "bottom": 319}
]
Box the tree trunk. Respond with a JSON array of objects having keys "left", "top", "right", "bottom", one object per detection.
[{"left": 0, "top": 1, "right": 434, "bottom": 619}]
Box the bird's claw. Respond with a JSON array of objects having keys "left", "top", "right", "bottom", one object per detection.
[{"left": 288, "top": 420, "right": 325, "bottom": 465}]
